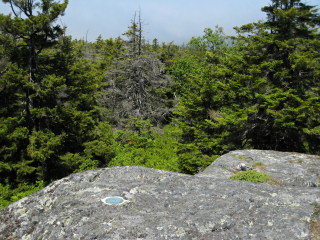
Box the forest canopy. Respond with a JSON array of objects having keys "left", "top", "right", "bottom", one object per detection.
[{"left": 0, "top": 0, "right": 319, "bottom": 207}]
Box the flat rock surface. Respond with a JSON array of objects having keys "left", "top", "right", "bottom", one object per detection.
[{"left": 0, "top": 150, "right": 319, "bottom": 240}]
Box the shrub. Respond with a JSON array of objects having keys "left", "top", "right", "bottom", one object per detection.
[
  {"left": 0, "top": 181, "right": 44, "bottom": 209},
  {"left": 108, "top": 124, "right": 182, "bottom": 173},
  {"left": 230, "top": 170, "right": 270, "bottom": 183},
  {"left": 252, "top": 162, "right": 264, "bottom": 167}
]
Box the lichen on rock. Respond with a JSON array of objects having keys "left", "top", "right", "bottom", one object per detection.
[{"left": 0, "top": 150, "right": 319, "bottom": 240}]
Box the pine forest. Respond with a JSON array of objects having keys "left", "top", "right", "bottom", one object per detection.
[{"left": 0, "top": 0, "right": 320, "bottom": 208}]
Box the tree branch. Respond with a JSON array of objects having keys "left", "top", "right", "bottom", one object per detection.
[{"left": 9, "top": 0, "right": 19, "bottom": 18}]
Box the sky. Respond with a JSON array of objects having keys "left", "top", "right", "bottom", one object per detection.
[{"left": 0, "top": 0, "right": 319, "bottom": 44}]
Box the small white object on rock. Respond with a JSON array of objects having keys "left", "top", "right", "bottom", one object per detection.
[{"left": 236, "top": 163, "right": 253, "bottom": 171}]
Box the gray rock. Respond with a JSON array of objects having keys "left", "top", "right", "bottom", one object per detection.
[
  {"left": 0, "top": 150, "right": 319, "bottom": 240},
  {"left": 199, "top": 149, "right": 320, "bottom": 187}
]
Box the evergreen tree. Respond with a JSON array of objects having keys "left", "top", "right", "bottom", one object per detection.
[
  {"left": 235, "top": 0, "right": 320, "bottom": 151},
  {"left": 0, "top": 0, "right": 69, "bottom": 185},
  {"left": 170, "top": 27, "right": 236, "bottom": 173},
  {"left": 173, "top": 0, "right": 320, "bottom": 173},
  {"left": 92, "top": 36, "right": 126, "bottom": 69},
  {"left": 0, "top": 0, "right": 68, "bottom": 131},
  {"left": 0, "top": 0, "right": 115, "bottom": 190}
]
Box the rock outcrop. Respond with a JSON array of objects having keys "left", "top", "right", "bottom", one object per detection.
[
  {"left": 0, "top": 150, "right": 319, "bottom": 240},
  {"left": 199, "top": 150, "right": 320, "bottom": 188}
]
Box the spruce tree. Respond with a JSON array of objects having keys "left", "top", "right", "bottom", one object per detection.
[
  {"left": 236, "top": 0, "right": 320, "bottom": 151},
  {"left": 0, "top": 0, "right": 114, "bottom": 190},
  {"left": 173, "top": 0, "right": 320, "bottom": 173},
  {"left": 0, "top": 0, "right": 68, "bottom": 185}
]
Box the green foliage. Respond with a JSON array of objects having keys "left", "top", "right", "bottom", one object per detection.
[
  {"left": 170, "top": 36, "right": 248, "bottom": 173},
  {"left": 252, "top": 162, "right": 264, "bottom": 167},
  {"left": 177, "top": 143, "right": 218, "bottom": 174},
  {"left": 1, "top": 0, "right": 320, "bottom": 207},
  {"left": 230, "top": 170, "right": 271, "bottom": 183},
  {"left": 231, "top": 155, "right": 249, "bottom": 161},
  {"left": 0, "top": 181, "right": 44, "bottom": 209},
  {"left": 27, "top": 130, "right": 64, "bottom": 181},
  {"left": 172, "top": 0, "right": 320, "bottom": 174},
  {"left": 83, "top": 122, "right": 115, "bottom": 163},
  {"left": 169, "top": 55, "right": 207, "bottom": 96},
  {"left": 92, "top": 36, "right": 126, "bottom": 69},
  {"left": 234, "top": 1, "right": 320, "bottom": 152},
  {"left": 108, "top": 121, "right": 181, "bottom": 172},
  {"left": 0, "top": 0, "right": 115, "bottom": 196},
  {"left": 188, "top": 26, "right": 228, "bottom": 59},
  {"left": 59, "top": 122, "right": 115, "bottom": 174}
]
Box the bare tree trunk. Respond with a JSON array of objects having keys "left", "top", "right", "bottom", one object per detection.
[{"left": 138, "top": 11, "right": 142, "bottom": 56}]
